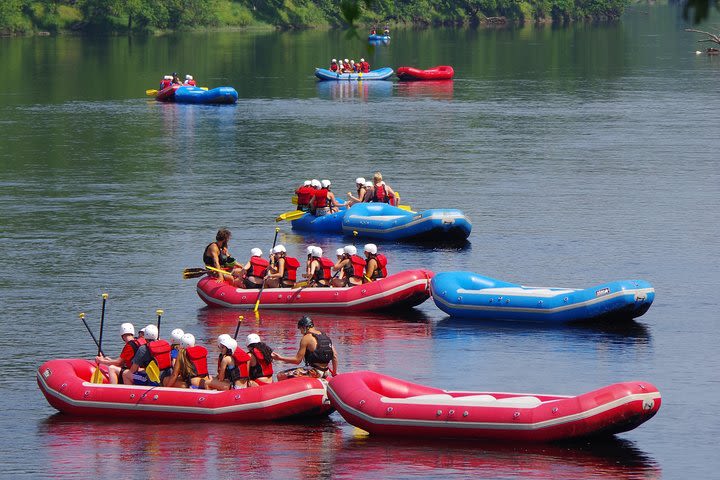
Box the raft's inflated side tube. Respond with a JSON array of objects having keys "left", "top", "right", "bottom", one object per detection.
[
  {"left": 342, "top": 203, "right": 471, "bottom": 242},
  {"left": 327, "top": 371, "right": 661, "bottom": 442},
  {"left": 290, "top": 198, "right": 347, "bottom": 233},
  {"left": 431, "top": 271, "right": 655, "bottom": 323},
  {"left": 174, "top": 86, "right": 238, "bottom": 104},
  {"left": 396, "top": 66, "right": 455, "bottom": 81},
  {"left": 315, "top": 67, "right": 394, "bottom": 81},
  {"left": 37, "top": 358, "right": 331, "bottom": 421},
  {"left": 368, "top": 34, "right": 391, "bottom": 42},
  {"left": 156, "top": 84, "right": 180, "bottom": 101}
]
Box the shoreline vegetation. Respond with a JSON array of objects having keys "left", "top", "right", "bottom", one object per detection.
[{"left": 1, "top": 0, "right": 630, "bottom": 37}]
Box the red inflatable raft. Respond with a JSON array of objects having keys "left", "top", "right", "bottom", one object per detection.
[
  {"left": 196, "top": 269, "right": 433, "bottom": 311},
  {"left": 328, "top": 371, "right": 661, "bottom": 442},
  {"left": 156, "top": 84, "right": 180, "bottom": 101},
  {"left": 396, "top": 65, "right": 455, "bottom": 81},
  {"left": 38, "top": 359, "right": 331, "bottom": 421}
]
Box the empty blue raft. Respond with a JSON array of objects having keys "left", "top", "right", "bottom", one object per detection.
[
  {"left": 315, "top": 67, "right": 394, "bottom": 81},
  {"left": 174, "top": 86, "right": 238, "bottom": 104},
  {"left": 431, "top": 271, "right": 655, "bottom": 323}
]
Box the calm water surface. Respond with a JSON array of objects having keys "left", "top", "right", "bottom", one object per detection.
[{"left": 1, "top": 5, "right": 719, "bottom": 478}]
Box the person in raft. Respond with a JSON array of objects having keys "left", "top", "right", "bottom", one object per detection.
[
  {"left": 264, "top": 245, "right": 300, "bottom": 288},
  {"left": 122, "top": 324, "right": 174, "bottom": 387},
  {"left": 247, "top": 334, "right": 274, "bottom": 386},
  {"left": 370, "top": 27, "right": 377, "bottom": 35},
  {"left": 330, "top": 59, "right": 339, "bottom": 72},
  {"left": 370, "top": 172, "right": 398, "bottom": 205},
  {"left": 346, "top": 177, "right": 367, "bottom": 206},
  {"left": 171, "top": 72, "right": 183, "bottom": 85},
  {"left": 160, "top": 75, "right": 173, "bottom": 90},
  {"left": 273, "top": 316, "right": 338, "bottom": 380},
  {"left": 333, "top": 245, "right": 365, "bottom": 287},
  {"left": 363, "top": 243, "right": 388, "bottom": 283},
  {"left": 295, "top": 180, "right": 314, "bottom": 211},
  {"left": 238, "top": 248, "right": 269, "bottom": 289},
  {"left": 95, "top": 322, "right": 146, "bottom": 384},
  {"left": 183, "top": 75, "right": 196, "bottom": 86},
  {"left": 203, "top": 228, "right": 238, "bottom": 282},
  {"left": 308, "top": 179, "right": 333, "bottom": 216},
  {"left": 360, "top": 58, "right": 370, "bottom": 73},
  {"left": 169, "top": 328, "right": 184, "bottom": 366},
  {"left": 304, "top": 247, "right": 334, "bottom": 287},
  {"left": 165, "top": 333, "right": 210, "bottom": 388},
  {"left": 383, "top": 25, "right": 390, "bottom": 36},
  {"left": 206, "top": 334, "right": 251, "bottom": 390}
]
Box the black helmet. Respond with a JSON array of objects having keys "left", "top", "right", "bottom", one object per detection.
[
  {"left": 297, "top": 316, "right": 313, "bottom": 329},
  {"left": 172, "top": 72, "right": 179, "bottom": 77}
]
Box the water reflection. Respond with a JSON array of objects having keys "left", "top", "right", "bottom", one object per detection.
[
  {"left": 316, "top": 80, "right": 393, "bottom": 101},
  {"left": 396, "top": 80, "right": 454, "bottom": 100}
]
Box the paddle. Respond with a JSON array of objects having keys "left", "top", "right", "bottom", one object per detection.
[
  {"left": 79, "top": 312, "right": 104, "bottom": 356},
  {"left": 276, "top": 210, "right": 306, "bottom": 222},
  {"left": 143, "top": 309, "right": 165, "bottom": 384},
  {"left": 91, "top": 293, "right": 108, "bottom": 384},
  {"left": 183, "top": 267, "right": 209, "bottom": 279},
  {"left": 146, "top": 87, "right": 209, "bottom": 96},
  {"left": 253, "top": 228, "right": 280, "bottom": 313},
  {"left": 233, "top": 316, "right": 244, "bottom": 340}
]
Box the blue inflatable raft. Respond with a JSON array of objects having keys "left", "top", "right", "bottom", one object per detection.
[
  {"left": 431, "top": 272, "right": 655, "bottom": 323},
  {"left": 315, "top": 67, "right": 394, "bottom": 81},
  {"left": 291, "top": 209, "right": 346, "bottom": 233},
  {"left": 368, "top": 34, "right": 391, "bottom": 43},
  {"left": 174, "top": 86, "right": 238, "bottom": 104}
]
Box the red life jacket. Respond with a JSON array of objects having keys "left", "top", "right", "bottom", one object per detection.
[
  {"left": 330, "top": 64, "right": 338, "bottom": 72},
  {"left": 373, "top": 184, "right": 388, "bottom": 203},
  {"left": 186, "top": 80, "right": 197, "bottom": 86},
  {"left": 319, "top": 257, "right": 335, "bottom": 280},
  {"left": 362, "top": 62, "right": 370, "bottom": 73},
  {"left": 350, "top": 255, "right": 366, "bottom": 277},
  {"left": 147, "top": 340, "right": 172, "bottom": 370},
  {"left": 185, "top": 345, "right": 209, "bottom": 377},
  {"left": 314, "top": 188, "right": 328, "bottom": 208},
  {"left": 250, "top": 347, "right": 274, "bottom": 378},
  {"left": 283, "top": 256, "right": 301, "bottom": 281},
  {"left": 120, "top": 338, "right": 146, "bottom": 368},
  {"left": 250, "top": 257, "right": 269, "bottom": 277},
  {"left": 368, "top": 254, "right": 388, "bottom": 280},
  {"left": 217, "top": 350, "right": 251, "bottom": 378},
  {"left": 160, "top": 79, "right": 172, "bottom": 89},
  {"left": 296, "top": 186, "right": 313, "bottom": 205}
]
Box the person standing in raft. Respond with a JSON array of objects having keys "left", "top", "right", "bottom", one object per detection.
[
  {"left": 273, "top": 316, "right": 338, "bottom": 380},
  {"left": 247, "top": 334, "right": 274, "bottom": 386},
  {"left": 363, "top": 243, "right": 388, "bottom": 283},
  {"left": 122, "top": 324, "right": 173, "bottom": 386},
  {"left": 203, "top": 228, "right": 238, "bottom": 283},
  {"left": 95, "top": 323, "right": 146, "bottom": 384}
]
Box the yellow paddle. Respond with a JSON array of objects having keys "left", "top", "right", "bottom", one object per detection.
[
  {"left": 91, "top": 293, "right": 108, "bottom": 384},
  {"left": 292, "top": 195, "right": 298, "bottom": 205},
  {"left": 276, "top": 210, "right": 307, "bottom": 222},
  {"left": 146, "top": 360, "right": 161, "bottom": 384},
  {"left": 253, "top": 228, "right": 280, "bottom": 312},
  {"left": 146, "top": 87, "right": 209, "bottom": 96}
]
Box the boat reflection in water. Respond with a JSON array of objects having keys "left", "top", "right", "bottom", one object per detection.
[
  {"left": 316, "top": 80, "right": 393, "bottom": 101},
  {"left": 396, "top": 80, "right": 454, "bottom": 100}
]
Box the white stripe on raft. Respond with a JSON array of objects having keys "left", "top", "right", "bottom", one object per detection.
[{"left": 348, "top": 212, "right": 471, "bottom": 234}]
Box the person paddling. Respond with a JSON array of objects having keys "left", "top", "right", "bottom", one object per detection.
[
  {"left": 363, "top": 243, "right": 388, "bottom": 282},
  {"left": 273, "top": 316, "right": 338, "bottom": 380},
  {"left": 122, "top": 324, "right": 173, "bottom": 386},
  {"left": 95, "top": 323, "right": 146, "bottom": 384},
  {"left": 247, "top": 334, "right": 274, "bottom": 386},
  {"left": 203, "top": 228, "right": 237, "bottom": 282}
]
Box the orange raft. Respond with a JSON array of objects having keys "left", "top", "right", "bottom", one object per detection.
[
  {"left": 196, "top": 269, "right": 434, "bottom": 312},
  {"left": 38, "top": 359, "right": 332, "bottom": 421}
]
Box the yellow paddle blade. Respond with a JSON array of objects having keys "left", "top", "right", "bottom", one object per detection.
[
  {"left": 292, "top": 281, "right": 308, "bottom": 289},
  {"left": 91, "top": 365, "right": 104, "bottom": 384},
  {"left": 353, "top": 426, "right": 370, "bottom": 437},
  {"left": 146, "top": 361, "right": 161, "bottom": 384},
  {"left": 292, "top": 195, "right": 298, "bottom": 205},
  {"left": 200, "top": 87, "right": 209, "bottom": 91},
  {"left": 276, "top": 210, "right": 306, "bottom": 222},
  {"left": 253, "top": 299, "right": 261, "bottom": 312},
  {"left": 398, "top": 205, "right": 414, "bottom": 212},
  {"left": 145, "top": 89, "right": 158, "bottom": 96}
]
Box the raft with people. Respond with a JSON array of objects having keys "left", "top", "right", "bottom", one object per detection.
[
  {"left": 315, "top": 67, "right": 394, "bottom": 81},
  {"left": 37, "top": 358, "right": 331, "bottom": 421},
  {"left": 327, "top": 371, "right": 661, "bottom": 442},
  {"left": 196, "top": 269, "right": 433, "bottom": 311},
  {"left": 430, "top": 272, "right": 655, "bottom": 323}
]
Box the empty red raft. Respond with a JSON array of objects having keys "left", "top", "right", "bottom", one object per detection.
[
  {"left": 38, "top": 358, "right": 331, "bottom": 421},
  {"left": 196, "top": 269, "right": 433, "bottom": 311},
  {"left": 396, "top": 65, "right": 455, "bottom": 81},
  {"left": 328, "top": 371, "right": 661, "bottom": 442}
]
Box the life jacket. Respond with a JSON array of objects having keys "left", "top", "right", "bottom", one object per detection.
[
  {"left": 304, "top": 333, "right": 334, "bottom": 367},
  {"left": 373, "top": 183, "right": 388, "bottom": 203},
  {"left": 147, "top": 339, "right": 172, "bottom": 370},
  {"left": 313, "top": 257, "right": 334, "bottom": 281},
  {"left": 330, "top": 63, "right": 338, "bottom": 72},
  {"left": 368, "top": 254, "right": 388, "bottom": 280},
  {"left": 120, "top": 337, "right": 146, "bottom": 368},
  {"left": 250, "top": 257, "right": 269, "bottom": 277},
  {"left": 185, "top": 345, "right": 209, "bottom": 377},
  {"left": 296, "top": 186, "right": 314, "bottom": 206},
  {"left": 314, "top": 188, "right": 328, "bottom": 208},
  {"left": 283, "top": 256, "right": 301, "bottom": 282},
  {"left": 160, "top": 79, "right": 172, "bottom": 89},
  {"left": 217, "top": 350, "right": 251, "bottom": 382},
  {"left": 249, "top": 347, "right": 274, "bottom": 379},
  {"left": 362, "top": 62, "right": 370, "bottom": 73},
  {"left": 185, "top": 79, "right": 197, "bottom": 86},
  {"left": 348, "top": 255, "right": 366, "bottom": 278}
]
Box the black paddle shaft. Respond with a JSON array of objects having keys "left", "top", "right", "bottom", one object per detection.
[
  {"left": 97, "top": 295, "right": 107, "bottom": 357},
  {"left": 80, "top": 314, "right": 104, "bottom": 356}
]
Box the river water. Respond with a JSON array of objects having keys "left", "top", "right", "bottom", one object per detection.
[{"left": 1, "top": 4, "right": 719, "bottom": 478}]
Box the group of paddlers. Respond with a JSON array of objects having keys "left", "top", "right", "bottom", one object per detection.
[
  {"left": 159, "top": 72, "right": 197, "bottom": 90},
  {"left": 94, "top": 315, "right": 338, "bottom": 389},
  {"left": 295, "top": 171, "right": 399, "bottom": 216},
  {"left": 203, "top": 229, "right": 389, "bottom": 289},
  {"left": 330, "top": 58, "right": 371, "bottom": 74}
]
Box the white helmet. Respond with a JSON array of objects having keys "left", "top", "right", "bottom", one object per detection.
[
  {"left": 350, "top": 60, "right": 355, "bottom": 64},
  {"left": 332, "top": 58, "right": 337, "bottom": 63},
  {"left": 181, "top": 333, "right": 195, "bottom": 348},
  {"left": 120, "top": 323, "right": 135, "bottom": 337},
  {"left": 219, "top": 336, "right": 237, "bottom": 353},
  {"left": 355, "top": 177, "right": 365, "bottom": 185},
  {"left": 217, "top": 333, "right": 231, "bottom": 345},
  {"left": 321, "top": 179, "right": 331, "bottom": 188},
  {"left": 364, "top": 181, "right": 373, "bottom": 187},
  {"left": 185, "top": 74, "right": 193, "bottom": 80},
  {"left": 144, "top": 324, "right": 159, "bottom": 341},
  {"left": 247, "top": 333, "right": 261, "bottom": 346},
  {"left": 163, "top": 75, "right": 173, "bottom": 80},
  {"left": 171, "top": 328, "right": 185, "bottom": 343},
  {"left": 344, "top": 245, "right": 357, "bottom": 256},
  {"left": 306, "top": 245, "right": 316, "bottom": 255},
  {"left": 360, "top": 58, "right": 365, "bottom": 62},
  {"left": 250, "top": 247, "right": 262, "bottom": 257},
  {"left": 311, "top": 179, "right": 321, "bottom": 188},
  {"left": 303, "top": 180, "right": 311, "bottom": 186},
  {"left": 336, "top": 248, "right": 345, "bottom": 257},
  {"left": 312, "top": 246, "right": 323, "bottom": 258},
  {"left": 364, "top": 243, "right": 378, "bottom": 255},
  {"left": 273, "top": 244, "right": 286, "bottom": 254},
  {"left": 344, "top": 58, "right": 349, "bottom": 63}
]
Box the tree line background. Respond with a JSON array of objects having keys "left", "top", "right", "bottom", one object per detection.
[{"left": 1, "top": 0, "right": 637, "bottom": 35}]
